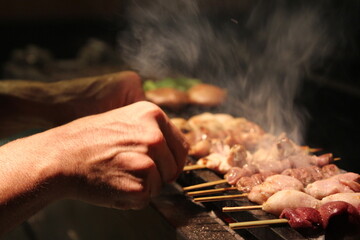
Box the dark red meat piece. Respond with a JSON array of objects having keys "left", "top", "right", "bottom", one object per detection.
[
  {"left": 318, "top": 201, "right": 360, "bottom": 229},
  {"left": 280, "top": 207, "right": 323, "bottom": 230}
]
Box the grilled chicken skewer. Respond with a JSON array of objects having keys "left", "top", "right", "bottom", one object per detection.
[
  {"left": 185, "top": 164, "right": 340, "bottom": 195},
  {"left": 193, "top": 171, "right": 359, "bottom": 203},
  {"left": 229, "top": 201, "right": 360, "bottom": 230},
  {"left": 223, "top": 190, "right": 360, "bottom": 216}
]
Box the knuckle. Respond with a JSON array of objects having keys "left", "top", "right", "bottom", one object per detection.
[{"left": 148, "top": 129, "right": 165, "bottom": 145}]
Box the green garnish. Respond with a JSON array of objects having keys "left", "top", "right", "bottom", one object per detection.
[{"left": 143, "top": 77, "right": 202, "bottom": 91}]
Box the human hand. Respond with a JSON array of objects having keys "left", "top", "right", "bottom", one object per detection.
[{"left": 51, "top": 101, "right": 188, "bottom": 209}]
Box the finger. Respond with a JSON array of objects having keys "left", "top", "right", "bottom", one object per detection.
[
  {"left": 155, "top": 110, "right": 189, "bottom": 180},
  {"left": 147, "top": 128, "right": 178, "bottom": 183},
  {"left": 115, "top": 152, "right": 163, "bottom": 203}
]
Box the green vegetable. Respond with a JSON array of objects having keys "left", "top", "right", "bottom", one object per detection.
[{"left": 143, "top": 77, "right": 202, "bottom": 91}]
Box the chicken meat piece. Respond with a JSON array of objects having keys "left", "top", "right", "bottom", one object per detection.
[
  {"left": 321, "top": 164, "right": 342, "bottom": 178},
  {"left": 252, "top": 133, "right": 334, "bottom": 170},
  {"left": 236, "top": 164, "right": 340, "bottom": 193},
  {"left": 223, "top": 118, "right": 265, "bottom": 151},
  {"left": 263, "top": 190, "right": 320, "bottom": 216},
  {"left": 224, "top": 165, "right": 257, "bottom": 185},
  {"left": 186, "top": 113, "right": 234, "bottom": 157},
  {"left": 197, "top": 142, "right": 251, "bottom": 174},
  {"left": 305, "top": 172, "right": 360, "bottom": 199},
  {"left": 250, "top": 133, "right": 304, "bottom": 172},
  {"left": 321, "top": 193, "right": 360, "bottom": 209},
  {"left": 236, "top": 171, "right": 275, "bottom": 192},
  {"left": 248, "top": 175, "right": 304, "bottom": 204},
  {"left": 281, "top": 166, "right": 323, "bottom": 186}
]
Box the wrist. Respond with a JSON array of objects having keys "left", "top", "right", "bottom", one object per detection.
[{"left": 0, "top": 130, "right": 72, "bottom": 204}]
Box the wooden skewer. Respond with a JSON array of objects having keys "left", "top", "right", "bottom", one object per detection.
[
  {"left": 333, "top": 157, "right": 341, "bottom": 161},
  {"left": 309, "top": 148, "right": 323, "bottom": 153},
  {"left": 229, "top": 219, "right": 289, "bottom": 230},
  {"left": 183, "top": 164, "right": 207, "bottom": 171},
  {"left": 186, "top": 186, "right": 238, "bottom": 197},
  {"left": 182, "top": 179, "right": 228, "bottom": 191},
  {"left": 193, "top": 193, "right": 248, "bottom": 203},
  {"left": 223, "top": 205, "right": 263, "bottom": 212},
  {"left": 300, "top": 146, "right": 322, "bottom": 153}
]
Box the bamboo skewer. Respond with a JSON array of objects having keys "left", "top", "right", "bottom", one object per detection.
[
  {"left": 186, "top": 186, "right": 238, "bottom": 197},
  {"left": 183, "top": 164, "right": 207, "bottom": 171},
  {"left": 229, "top": 219, "right": 289, "bottom": 230},
  {"left": 300, "top": 146, "right": 322, "bottom": 153},
  {"left": 309, "top": 148, "right": 323, "bottom": 153},
  {"left": 223, "top": 205, "right": 263, "bottom": 212},
  {"left": 193, "top": 193, "right": 249, "bottom": 202},
  {"left": 182, "top": 179, "right": 228, "bottom": 191}
]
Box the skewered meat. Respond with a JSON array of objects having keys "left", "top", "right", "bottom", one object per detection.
[
  {"left": 248, "top": 175, "right": 304, "bottom": 204},
  {"left": 321, "top": 163, "right": 342, "bottom": 178},
  {"left": 187, "top": 83, "right": 227, "bottom": 107},
  {"left": 321, "top": 193, "right": 360, "bottom": 209},
  {"left": 171, "top": 112, "right": 265, "bottom": 158},
  {"left": 236, "top": 171, "right": 274, "bottom": 192},
  {"left": 227, "top": 163, "right": 339, "bottom": 191},
  {"left": 196, "top": 142, "right": 250, "bottom": 174},
  {"left": 223, "top": 118, "right": 265, "bottom": 151},
  {"left": 261, "top": 190, "right": 360, "bottom": 217},
  {"left": 305, "top": 172, "right": 360, "bottom": 199},
  {"left": 175, "top": 112, "right": 334, "bottom": 176},
  {"left": 280, "top": 207, "right": 323, "bottom": 230},
  {"left": 279, "top": 201, "right": 360, "bottom": 230},
  {"left": 263, "top": 190, "right": 320, "bottom": 216},
  {"left": 318, "top": 201, "right": 360, "bottom": 229},
  {"left": 235, "top": 165, "right": 339, "bottom": 197},
  {"left": 281, "top": 164, "right": 340, "bottom": 186},
  {"left": 225, "top": 165, "right": 257, "bottom": 185},
  {"left": 184, "top": 113, "right": 234, "bottom": 157},
  {"left": 252, "top": 133, "right": 333, "bottom": 169}
]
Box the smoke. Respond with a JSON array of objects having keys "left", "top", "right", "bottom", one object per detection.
[{"left": 118, "top": 0, "right": 332, "bottom": 144}]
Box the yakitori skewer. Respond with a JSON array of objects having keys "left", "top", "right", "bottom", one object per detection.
[
  {"left": 183, "top": 147, "right": 327, "bottom": 172},
  {"left": 193, "top": 193, "right": 248, "bottom": 203},
  {"left": 183, "top": 164, "right": 207, "bottom": 171},
  {"left": 186, "top": 186, "right": 237, "bottom": 197},
  {"left": 229, "top": 201, "right": 360, "bottom": 230},
  {"left": 223, "top": 205, "right": 263, "bottom": 212},
  {"left": 182, "top": 179, "right": 228, "bottom": 191},
  {"left": 229, "top": 219, "right": 288, "bottom": 229},
  {"left": 184, "top": 163, "right": 341, "bottom": 194}
]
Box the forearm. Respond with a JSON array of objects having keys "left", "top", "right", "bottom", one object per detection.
[{"left": 0, "top": 130, "right": 70, "bottom": 235}]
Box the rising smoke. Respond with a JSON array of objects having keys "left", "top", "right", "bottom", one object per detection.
[{"left": 118, "top": 0, "right": 332, "bottom": 144}]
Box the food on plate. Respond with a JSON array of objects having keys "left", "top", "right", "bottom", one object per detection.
[
  {"left": 187, "top": 83, "right": 227, "bottom": 106},
  {"left": 144, "top": 77, "right": 226, "bottom": 109},
  {"left": 145, "top": 87, "right": 188, "bottom": 109}
]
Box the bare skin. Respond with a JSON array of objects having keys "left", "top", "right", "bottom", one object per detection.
[{"left": 0, "top": 72, "right": 188, "bottom": 235}]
